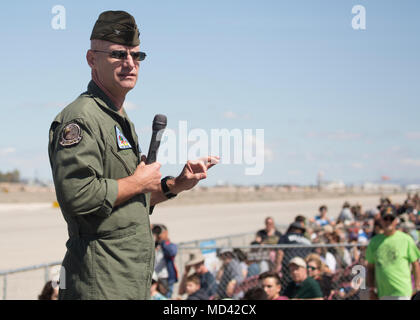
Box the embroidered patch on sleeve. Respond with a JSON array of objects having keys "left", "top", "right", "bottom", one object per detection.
[
  {"left": 59, "top": 123, "right": 82, "bottom": 147},
  {"left": 115, "top": 126, "right": 132, "bottom": 150}
]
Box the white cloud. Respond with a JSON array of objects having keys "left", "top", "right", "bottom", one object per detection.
[
  {"left": 0, "top": 150, "right": 51, "bottom": 180},
  {"left": 304, "top": 152, "right": 316, "bottom": 161},
  {"left": 44, "top": 101, "right": 67, "bottom": 109},
  {"left": 123, "top": 101, "right": 141, "bottom": 110},
  {"left": 0, "top": 147, "right": 16, "bottom": 155},
  {"left": 288, "top": 170, "right": 303, "bottom": 176},
  {"left": 326, "top": 131, "right": 362, "bottom": 140},
  {"left": 306, "top": 131, "right": 362, "bottom": 141},
  {"left": 222, "top": 111, "right": 252, "bottom": 120},
  {"left": 223, "top": 111, "right": 238, "bottom": 119},
  {"left": 306, "top": 131, "right": 318, "bottom": 138},
  {"left": 401, "top": 158, "right": 420, "bottom": 167},
  {"left": 351, "top": 162, "right": 365, "bottom": 169}
]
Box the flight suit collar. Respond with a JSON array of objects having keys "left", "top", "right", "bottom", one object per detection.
[
  {"left": 87, "top": 80, "right": 140, "bottom": 160},
  {"left": 87, "top": 80, "right": 129, "bottom": 118}
]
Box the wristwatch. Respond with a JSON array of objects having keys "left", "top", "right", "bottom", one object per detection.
[{"left": 161, "top": 176, "right": 177, "bottom": 199}]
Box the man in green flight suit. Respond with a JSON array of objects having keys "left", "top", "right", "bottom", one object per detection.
[{"left": 48, "top": 10, "right": 219, "bottom": 300}]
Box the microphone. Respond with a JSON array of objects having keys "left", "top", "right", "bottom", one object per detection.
[{"left": 146, "top": 114, "right": 167, "bottom": 165}]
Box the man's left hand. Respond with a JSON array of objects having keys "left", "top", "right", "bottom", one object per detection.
[{"left": 173, "top": 156, "right": 219, "bottom": 193}]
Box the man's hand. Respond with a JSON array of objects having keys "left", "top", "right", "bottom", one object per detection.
[
  {"left": 172, "top": 156, "right": 219, "bottom": 194},
  {"left": 114, "top": 158, "right": 162, "bottom": 207},
  {"left": 133, "top": 159, "right": 162, "bottom": 193},
  {"left": 149, "top": 156, "right": 219, "bottom": 207}
]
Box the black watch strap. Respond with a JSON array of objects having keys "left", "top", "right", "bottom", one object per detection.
[{"left": 161, "top": 176, "right": 177, "bottom": 199}]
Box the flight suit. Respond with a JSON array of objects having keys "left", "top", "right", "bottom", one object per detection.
[{"left": 48, "top": 80, "right": 154, "bottom": 299}]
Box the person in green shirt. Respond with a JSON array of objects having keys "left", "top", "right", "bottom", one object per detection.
[
  {"left": 48, "top": 10, "right": 218, "bottom": 300},
  {"left": 366, "top": 206, "right": 420, "bottom": 300},
  {"left": 283, "top": 257, "right": 323, "bottom": 300}
]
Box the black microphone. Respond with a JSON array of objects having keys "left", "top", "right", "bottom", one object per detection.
[{"left": 146, "top": 114, "right": 167, "bottom": 164}]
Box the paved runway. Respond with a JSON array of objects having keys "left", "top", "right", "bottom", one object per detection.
[{"left": 0, "top": 193, "right": 406, "bottom": 270}]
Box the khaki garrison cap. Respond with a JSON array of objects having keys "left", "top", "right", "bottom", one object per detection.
[{"left": 90, "top": 10, "right": 140, "bottom": 46}]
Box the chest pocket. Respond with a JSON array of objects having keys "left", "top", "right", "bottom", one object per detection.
[{"left": 105, "top": 125, "right": 139, "bottom": 178}]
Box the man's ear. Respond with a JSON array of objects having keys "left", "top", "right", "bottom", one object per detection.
[{"left": 86, "top": 50, "right": 95, "bottom": 68}]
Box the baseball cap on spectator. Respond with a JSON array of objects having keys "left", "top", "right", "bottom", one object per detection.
[
  {"left": 219, "top": 248, "right": 235, "bottom": 258},
  {"left": 185, "top": 249, "right": 205, "bottom": 267},
  {"left": 288, "top": 257, "right": 307, "bottom": 269},
  {"left": 381, "top": 206, "right": 397, "bottom": 218}
]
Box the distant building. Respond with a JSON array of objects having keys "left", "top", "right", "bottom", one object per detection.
[
  {"left": 362, "top": 182, "right": 402, "bottom": 193},
  {"left": 406, "top": 184, "right": 420, "bottom": 193},
  {"left": 321, "top": 180, "right": 346, "bottom": 192}
]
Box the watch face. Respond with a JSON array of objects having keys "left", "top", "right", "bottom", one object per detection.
[{"left": 161, "top": 176, "right": 176, "bottom": 199}]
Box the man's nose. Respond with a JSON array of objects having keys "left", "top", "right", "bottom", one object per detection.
[{"left": 123, "top": 53, "right": 136, "bottom": 68}]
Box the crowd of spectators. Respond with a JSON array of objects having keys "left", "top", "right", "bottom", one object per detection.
[
  {"left": 171, "top": 194, "right": 420, "bottom": 300},
  {"left": 146, "top": 195, "right": 420, "bottom": 300}
]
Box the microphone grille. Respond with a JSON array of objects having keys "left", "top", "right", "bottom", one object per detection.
[{"left": 152, "top": 114, "right": 167, "bottom": 131}]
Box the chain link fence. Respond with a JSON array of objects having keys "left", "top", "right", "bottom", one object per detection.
[
  {"left": 1, "top": 231, "right": 264, "bottom": 300},
  {"left": 0, "top": 262, "right": 62, "bottom": 300},
  {"left": 174, "top": 243, "right": 369, "bottom": 300}
]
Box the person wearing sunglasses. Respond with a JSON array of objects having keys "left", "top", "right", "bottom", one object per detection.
[
  {"left": 282, "top": 257, "right": 323, "bottom": 300},
  {"left": 48, "top": 10, "right": 218, "bottom": 300},
  {"left": 366, "top": 206, "right": 420, "bottom": 300},
  {"left": 305, "top": 253, "right": 333, "bottom": 299}
]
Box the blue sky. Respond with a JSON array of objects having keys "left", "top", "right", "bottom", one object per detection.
[{"left": 0, "top": 0, "right": 419, "bottom": 186}]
